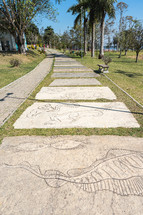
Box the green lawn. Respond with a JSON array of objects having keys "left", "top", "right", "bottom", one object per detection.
[
  {"left": 68, "top": 51, "right": 143, "bottom": 105},
  {"left": 0, "top": 50, "right": 46, "bottom": 88}
]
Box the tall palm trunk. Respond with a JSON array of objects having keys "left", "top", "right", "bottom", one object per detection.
[
  {"left": 99, "top": 12, "right": 106, "bottom": 59},
  {"left": 83, "top": 11, "right": 87, "bottom": 55},
  {"left": 91, "top": 21, "right": 95, "bottom": 57}
]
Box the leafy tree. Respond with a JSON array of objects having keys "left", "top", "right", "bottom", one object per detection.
[
  {"left": 121, "top": 16, "right": 134, "bottom": 55},
  {"left": 113, "top": 35, "right": 119, "bottom": 50},
  {"left": 52, "top": 34, "right": 61, "bottom": 49},
  {"left": 132, "top": 21, "right": 143, "bottom": 63},
  {"left": 104, "top": 19, "right": 115, "bottom": 51},
  {"left": 61, "top": 30, "right": 71, "bottom": 49},
  {"left": 69, "top": 26, "right": 83, "bottom": 50},
  {"left": 43, "top": 26, "right": 54, "bottom": 47},
  {"left": 25, "top": 23, "right": 40, "bottom": 44},
  {"left": 0, "top": 0, "right": 62, "bottom": 53},
  {"left": 117, "top": 1, "right": 128, "bottom": 58}
]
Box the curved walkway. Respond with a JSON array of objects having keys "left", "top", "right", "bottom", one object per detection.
[{"left": 0, "top": 51, "right": 54, "bottom": 127}]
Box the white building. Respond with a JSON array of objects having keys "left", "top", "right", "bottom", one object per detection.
[{"left": 0, "top": 32, "right": 27, "bottom": 51}]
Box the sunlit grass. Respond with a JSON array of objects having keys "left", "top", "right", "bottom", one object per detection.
[
  {"left": 68, "top": 50, "right": 143, "bottom": 105},
  {"left": 0, "top": 50, "right": 45, "bottom": 88}
]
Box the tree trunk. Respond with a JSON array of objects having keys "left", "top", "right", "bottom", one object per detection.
[
  {"left": 136, "top": 51, "right": 139, "bottom": 63},
  {"left": 99, "top": 12, "right": 106, "bottom": 59},
  {"left": 17, "top": 34, "right": 25, "bottom": 54},
  {"left": 119, "top": 48, "right": 122, "bottom": 58},
  {"left": 91, "top": 21, "right": 95, "bottom": 58},
  {"left": 125, "top": 49, "right": 127, "bottom": 55},
  {"left": 84, "top": 12, "right": 87, "bottom": 55}
]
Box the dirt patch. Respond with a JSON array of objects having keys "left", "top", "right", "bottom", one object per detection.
[
  {"left": 0, "top": 50, "right": 41, "bottom": 66},
  {"left": 128, "top": 54, "right": 143, "bottom": 60}
]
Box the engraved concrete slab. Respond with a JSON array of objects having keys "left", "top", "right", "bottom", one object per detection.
[
  {"left": 52, "top": 72, "right": 100, "bottom": 78},
  {"left": 54, "top": 64, "right": 84, "bottom": 67},
  {"left": 13, "top": 102, "right": 140, "bottom": 129},
  {"left": 54, "top": 66, "right": 93, "bottom": 72},
  {"left": 1, "top": 135, "right": 143, "bottom": 215},
  {"left": 54, "top": 61, "right": 82, "bottom": 66},
  {"left": 54, "top": 66, "right": 87, "bottom": 69},
  {"left": 49, "top": 79, "right": 101, "bottom": 86},
  {"left": 35, "top": 87, "right": 116, "bottom": 100},
  {"left": 55, "top": 58, "right": 76, "bottom": 61}
]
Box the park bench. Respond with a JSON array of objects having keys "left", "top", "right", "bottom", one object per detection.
[{"left": 97, "top": 64, "right": 109, "bottom": 73}]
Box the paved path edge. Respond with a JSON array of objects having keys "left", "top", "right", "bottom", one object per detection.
[{"left": 0, "top": 56, "right": 54, "bottom": 127}]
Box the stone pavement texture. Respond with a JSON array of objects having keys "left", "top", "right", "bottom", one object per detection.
[
  {"left": 49, "top": 78, "right": 101, "bottom": 86},
  {"left": 52, "top": 72, "right": 100, "bottom": 78},
  {"left": 13, "top": 51, "right": 140, "bottom": 129},
  {"left": 54, "top": 66, "right": 93, "bottom": 72},
  {"left": 35, "top": 87, "right": 116, "bottom": 100},
  {"left": 55, "top": 58, "right": 76, "bottom": 61},
  {"left": 0, "top": 52, "right": 54, "bottom": 127},
  {"left": 0, "top": 50, "right": 142, "bottom": 215},
  {"left": 13, "top": 102, "right": 139, "bottom": 129},
  {"left": 54, "top": 62, "right": 82, "bottom": 66},
  {"left": 1, "top": 135, "right": 143, "bottom": 215}
]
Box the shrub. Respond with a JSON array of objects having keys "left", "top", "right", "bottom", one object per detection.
[
  {"left": 70, "top": 50, "right": 75, "bottom": 54},
  {"left": 102, "top": 56, "right": 112, "bottom": 65},
  {"left": 27, "top": 45, "right": 31, "bottom": 49},
  {"left": 31, "top": 44, "right": 35, "bottom": 49},
  {"left": 36, "top": 44, "right": 39, "bottom": 49},
  {"left": 76, "top": 51, "right": 85, "bottom": 57},
  {"left": 39, "top": 48, "right": 45, "bottom": 54},
  {"left": 10, "top": 59, "right": 21, "bottom": 67}
]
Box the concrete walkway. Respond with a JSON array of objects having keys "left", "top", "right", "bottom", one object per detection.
[
  {"left": 0, "top": 50, "right": 142, "bottom": 215},
  {"left": 14, "top": 51, "right": 139, "bottom": 129},
  {"left": 0, "top": 52, "right": 54, "bottom": 127},
  {"left": 1, "top": 135, "right": 143, "bottom": 215}
]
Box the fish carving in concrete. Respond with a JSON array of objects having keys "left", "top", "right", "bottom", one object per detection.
[{"left": 3, "top": 149, "right": 143, "bottom": 196}]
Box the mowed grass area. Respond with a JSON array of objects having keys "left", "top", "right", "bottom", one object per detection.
[
  {"left": 68, "top": 50, "right": 143, "bottom": 105},
  {"left": 0, "top": 50, "right": 46, "bottom": 88}
]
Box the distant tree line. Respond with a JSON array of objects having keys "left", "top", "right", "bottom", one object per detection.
[
  {"left": 0, "top": 0, "right": 142, "bottom": 61},
  {"left": 66, "top": 0, "right": 143, "bottom": 62}
]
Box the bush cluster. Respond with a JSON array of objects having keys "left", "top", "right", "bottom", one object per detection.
[
  {"left": 75, "top": 51, "right": 85, "bottom": 57},
  {"left": 10, "top": 59, "right": 21, "bottom": 67},
  {"left": 102, "top": 56, "right": 112, "bottom": 65},
  {"left": 38, "top": 48, "right": 45, "bottom": 54}
]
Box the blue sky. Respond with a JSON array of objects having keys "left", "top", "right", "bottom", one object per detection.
[{"left": 36, "top": 0, "right": 143, "bottom": 34}]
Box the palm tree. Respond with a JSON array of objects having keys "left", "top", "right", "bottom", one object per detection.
[
  {"left": 68, "top": 0, "right": 88, "bottom": 55},
  {"left": 68, "top": 0, "right": 116, "bottom": 58},
  {"left": 96, "top": 0, "right": 116, "bottom": 59},
  {"left": 88, "top": 4, "right": 98, "bottom": 57},
  {"left": 86, "top": 0, "right": 116, "bottom": 58}
]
